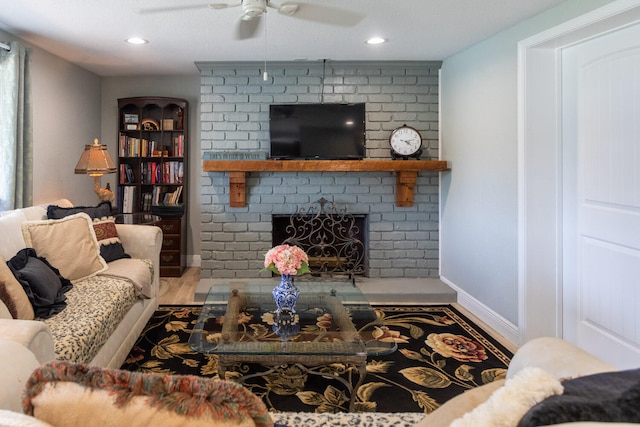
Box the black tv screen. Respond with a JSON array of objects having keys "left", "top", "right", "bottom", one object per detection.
[{"left": 269, "top": 103, "right": 366, "bottom": 160}]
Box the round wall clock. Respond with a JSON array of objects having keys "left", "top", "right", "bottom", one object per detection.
[{"left": 389, "top": 124, "right": 423, "bottom": 159}]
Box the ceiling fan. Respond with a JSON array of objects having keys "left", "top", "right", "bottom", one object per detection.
[
  {"left": 140, "top": 0, "right": 363, "bottom": 40},
  {"left": 211, "top": 0, "right": 298, "bottom": 20}
]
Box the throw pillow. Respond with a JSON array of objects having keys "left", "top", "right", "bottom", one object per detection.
[
  {"left": 449, "top": 367, "right": 563, "bottom": 427},
  {"left": 22, "top": 213, "right": 108, "bottom": 282},
  {"left": 517, "top": 368, "right": 640, "bottom": 426},
  {"left": 0, "top": 255, "right": 35, "bottom": 320},
  {"left": 46, "top": 201, "right": 112, "bottom": 220},
  {"left": 0, "top": 210, "right": 28, "bottom": 260},
  {"left": 92, "top": 217, "right": 130, "bottom": 263},
  {"left": 7, "top": 249, "right": 72, "bottom": 319},
  {"left": 24, "top": 361, "right": 274, "bottom": 427}
]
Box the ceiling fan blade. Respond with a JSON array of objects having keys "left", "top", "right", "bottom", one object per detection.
[
  {"left": 236, "top": 16, "right": 262, "bottom": 40},
  {"left": 282, "top": 3, "right": 364, "bottom": 27},
  {"left": 210, "top": 1, "right": 242, "bottom": 9},
  {"left": 138, "top": 3, "right": 212, "bottom": 14},
  {"left": 138, "top": 2, "right": 241, "bottom": 14}
]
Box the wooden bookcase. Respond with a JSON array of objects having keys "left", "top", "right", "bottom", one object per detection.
[{"left": 117, "top": 96, "right": 188, "bottom": 277}]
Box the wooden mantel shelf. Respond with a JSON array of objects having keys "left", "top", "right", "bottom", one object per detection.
[{"left": 202, "top": 159, "right": 450, "bottom": 207}]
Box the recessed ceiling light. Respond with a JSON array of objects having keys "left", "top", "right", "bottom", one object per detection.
[
  {"left": 125, "top": 37, "right": 148, "bottom": 45},
  {"left": 365, "top": 37, "right": 387, "bottom": 45}
]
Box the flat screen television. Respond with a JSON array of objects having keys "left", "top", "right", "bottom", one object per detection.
[{"left": 269, "top": 103, "right": 366, "bottom": 160}]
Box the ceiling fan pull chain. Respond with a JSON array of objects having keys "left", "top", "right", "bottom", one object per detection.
[{"left": 263, "top": 6, "right": 268, "bottom": 81}]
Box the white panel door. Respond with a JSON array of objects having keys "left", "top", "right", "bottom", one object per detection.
[{"left": 562, "top": 23, "right": 640, "bottom": 369}]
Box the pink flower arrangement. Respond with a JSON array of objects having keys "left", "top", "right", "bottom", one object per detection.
[{"left": 263, "top": 244, "right": 310, "bottom": 276}]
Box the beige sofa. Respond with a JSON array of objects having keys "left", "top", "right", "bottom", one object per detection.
[
  {"left": 0, "top": 335, "right": 633, "bottom": 426},
  {"left": 0, "top": 200, "right": 162, "bottom": 412},
  {"left": 413, "top": 337, "right": 634, "bottom": 427}
]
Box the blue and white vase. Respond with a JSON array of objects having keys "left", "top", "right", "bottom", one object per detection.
[{"left": 272, "top": 274, "right": 300, "bottom": 313}]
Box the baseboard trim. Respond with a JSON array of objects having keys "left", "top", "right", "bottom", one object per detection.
[
  {"left": 186, "top": 255, "right": 201, "bottom": 268},
  {"left": 440, "top": 276, "right": 519, "bottom": 348}
]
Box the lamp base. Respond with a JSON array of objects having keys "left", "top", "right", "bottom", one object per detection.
[{"left": 94, "top": 176, "right": 115, "bottom": 203}]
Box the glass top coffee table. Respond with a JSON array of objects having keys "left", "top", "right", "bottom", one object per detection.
[{"left": 189, "top": 280, "right": 396, "bottom": 411}]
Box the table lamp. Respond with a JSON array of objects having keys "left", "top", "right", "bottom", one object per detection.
[{"left": 74, "top": 138, "right": 117, "bottom": 203}]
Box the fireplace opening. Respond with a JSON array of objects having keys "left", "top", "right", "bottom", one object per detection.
[{"left": 272, "top": 198, "right": 367, "bottom": 278}]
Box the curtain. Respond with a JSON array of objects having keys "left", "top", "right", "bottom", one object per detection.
[{"left": 0, "top": 41, "right": 33, "bottom": 211}]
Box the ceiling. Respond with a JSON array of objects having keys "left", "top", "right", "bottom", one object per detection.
[{"left": 0, "top": 0, "right": 568, "bottom": 77}]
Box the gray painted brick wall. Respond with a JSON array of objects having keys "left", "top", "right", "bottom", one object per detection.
[{"left": 198, "top": 61, "right": 442, "bottom": 279}]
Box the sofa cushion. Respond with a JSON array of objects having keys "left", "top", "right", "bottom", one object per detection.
[
  {"left": 46, "top": 201, "right": 112, "bottom": 220},
  {"left": 92, "top": 217, "right": 130, "bottom": 263},
  {"left": 0, "top": 210, "right": 28, "bottom": 260},
  {"left": 41, "top": 274, "right": 138, "bottom": 363},
  {"left": 22, "top": 213, "right": 108, "bottom": 282},
  {"left": 517, "top": 368, "right": 640, "bottom": 427},
  {"left": 449, "top": 367, "right": 563, "bottom": 427},
  {"left": 98, "top": 258, "right": 152, "bottom": 298},
  {"left": 0, "top": 255, "right": 34, "bottom": 320},
  {"left": 23, "top": 361, "right": 273, "bottom": 427},
  {"left": 7, "top": 249, "right": 73, "bottom": 319}
]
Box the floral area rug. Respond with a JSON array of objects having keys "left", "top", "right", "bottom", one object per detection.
[{"left": 121, "top": 305, "right": 512, "bottom": 414}]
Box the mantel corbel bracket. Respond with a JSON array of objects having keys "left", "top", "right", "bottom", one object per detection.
[
  {"left": 396, "top": 171, "right": 418, "bottom": 207},
  {"left": 229, "top": 171, "right": 246, "bottom": 207}
]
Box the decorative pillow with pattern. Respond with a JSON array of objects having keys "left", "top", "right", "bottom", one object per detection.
[
  {"left": 92, "top": 217, "right": 130, "bottom": 263},
  {"left": 24, "top": 361, "right": 274, "bottom": 427},
  {"left": 46, "top": 201, "right": 112, "bottom": 220},
  {"left": 22, "top": 213, "right": 108, "bottom": 282}
]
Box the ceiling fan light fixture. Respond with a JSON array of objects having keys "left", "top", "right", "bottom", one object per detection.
[
  {"left": 365, "top": 37, "right": 387, "bottom": 45},
  {"left": 125, "top": 37, "right": 148, "bottom": 45},
  {"left": 242, "top": 0, "right": 267, "bottom": 18}
]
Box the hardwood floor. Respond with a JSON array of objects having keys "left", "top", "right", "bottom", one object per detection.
[
  {"left": 158, "top": 267, "right": 201, "bottom": 305},
  {"left": 157, "top": 268, "right": 517, "bottom": 352}
]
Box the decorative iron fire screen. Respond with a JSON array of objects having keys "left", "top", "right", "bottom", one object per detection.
[{"left": 272, "top": 198, "right": 366, "bottom": 278}]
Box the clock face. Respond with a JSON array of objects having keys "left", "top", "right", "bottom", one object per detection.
[{"left": 390, "top": 126, "right": 422, "bottom": 156}]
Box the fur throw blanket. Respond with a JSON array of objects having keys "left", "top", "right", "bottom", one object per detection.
[{"left": 450, "top": 367, "right": 563, "bottom": 427}]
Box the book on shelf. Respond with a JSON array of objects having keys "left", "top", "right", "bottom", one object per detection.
[
  {"left": 172, "top": 135, "right": 184, "bottom": 157},
  {"left": 152, "top": 185, "right": 182, "bottom": 207},
  {"left": 142, "top": 192, "right": 153, "bottom": 212},
  {"left": 121, "top": 186, "right": 135, "bottom": 214},
  {"left": 120, "top": 164, "right": 134, "bottom": 184},
  {"left": 141, "top": 162, "right": 160, "bottom": 184},
  {"left": 167, "top": 186, "right": 182, "bottom": 205},
  {"left": 119, "top": 134, "right": 141, "bottom": 157}
]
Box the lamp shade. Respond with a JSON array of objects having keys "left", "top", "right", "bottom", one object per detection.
[{"left": 74, "top": 138, "right": 117, "bottom": 176}]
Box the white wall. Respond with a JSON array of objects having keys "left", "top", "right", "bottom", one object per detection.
[
  {"left": 0, "top": 29, "right": 102, "bottom": 206},
  {"left": 100, "top": 76, "right": 201, "bottom": 259},
  {"left": 439, "top": 0, "right": 616, "bottom": 332}
]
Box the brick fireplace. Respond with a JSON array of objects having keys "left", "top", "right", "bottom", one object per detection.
[{"left": 198, "top": 61, "right": 442, "bottom": 280}]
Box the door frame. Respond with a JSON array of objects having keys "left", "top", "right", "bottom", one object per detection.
[{"left": 517, "top": 0, "right": 640, "bottom": 345}]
